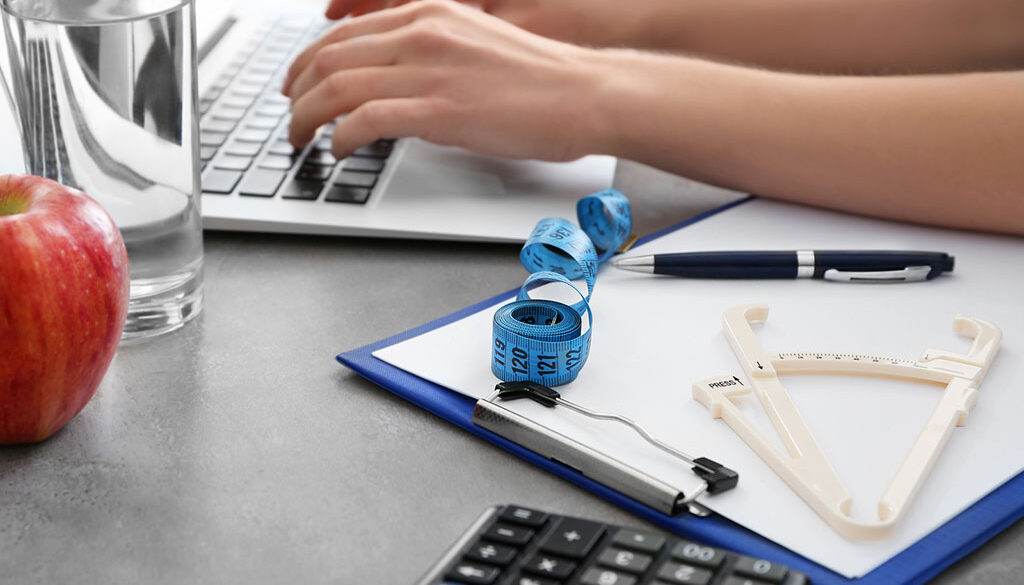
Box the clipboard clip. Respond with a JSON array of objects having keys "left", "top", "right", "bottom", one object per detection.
[{"left": 472, "top": 381, "right": 738, "bottom": 516}]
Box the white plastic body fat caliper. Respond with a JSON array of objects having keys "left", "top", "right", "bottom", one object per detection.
[{"left": 694, "top": 304, "right": 1001, "bottom": 541}]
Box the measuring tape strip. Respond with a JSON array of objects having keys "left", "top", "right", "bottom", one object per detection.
[{"left": 492, "top": 189, "right": 632, "bottom": 386}]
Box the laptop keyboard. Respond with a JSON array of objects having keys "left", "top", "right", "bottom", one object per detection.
[{"left": 199, "top": 17, "right": 394, "bottom": 205}]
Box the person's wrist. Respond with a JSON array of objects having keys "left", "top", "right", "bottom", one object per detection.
[{"left": 576, "top": 49, "right": 649, "bottom": 160}]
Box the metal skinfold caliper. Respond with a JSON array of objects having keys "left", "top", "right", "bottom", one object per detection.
[{"left": 693, "top": 304, "right": 1002, "bottom": 541}]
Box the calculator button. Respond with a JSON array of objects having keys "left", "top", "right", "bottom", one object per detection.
[
  {"left": 521, "top": 554, "right": 576, "bottom": 580},
  {"left": 720, "top": 577, "right": 774, "bottom": 585},
  {"left": 498, "top": 506, "right": 548, "bottom": 528},
  {"left": 464, "top": 541, "right": 517, "bottom": 566},
  {"left": 483, "top": 523, "right": 534, "bottom": 547},
  {"left": 596, "top": 547, "right": 652, "bottom": 574},
  {"left": 580, "top": 567, "right": 638, "bottom": 585},
  {"left": 611, "top": 528, "right": 666, "bottom": 554},
  {"left": 444, "top": 561, "right": 500, "bottom": 585},
  {"left": 655, "top": 561, "right": 714, "bottom": 585},
  {"left": 539, "top": 517, "right": 605, "bottom": 559},
  {"left": 670, "top": 541, "right": 726, "bottom": 569},
  {"left": 509, "top": 576, "right": 559, "bottom": 585},
  {"left": 732, "top": 557, "right": 789, "bottom": 583}
]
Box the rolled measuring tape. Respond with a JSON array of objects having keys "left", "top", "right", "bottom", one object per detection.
[{"left": 492, "top": 189, "right": 632, "bottom": 386}]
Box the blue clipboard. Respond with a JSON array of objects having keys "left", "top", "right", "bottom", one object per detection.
[{"left": 336, "top": 197, "right": 1024, "bottom": 584}]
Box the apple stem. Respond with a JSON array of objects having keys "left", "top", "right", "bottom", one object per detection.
[{"left": 0, "top": 189, "right": 29, "bottom": 216}]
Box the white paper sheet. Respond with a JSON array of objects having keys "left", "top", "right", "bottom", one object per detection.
[{"left": 373, "top": 198, "right": 1024, "bottom": 578}]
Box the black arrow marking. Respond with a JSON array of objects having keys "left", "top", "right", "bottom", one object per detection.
[{"left": 756, "top": 361, "right": 764, "bottom": 370}]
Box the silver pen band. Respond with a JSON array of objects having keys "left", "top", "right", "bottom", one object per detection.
[{"left": 796, "top": 250, "right": 815, "bottom": 278}]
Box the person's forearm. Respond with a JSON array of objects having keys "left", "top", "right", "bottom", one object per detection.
[
  {"left": 626, "top": 0, "right": 1024, "bottom": 74},
  {"left": 587, "top": 51, "right": 1024, "bottom": 235}
]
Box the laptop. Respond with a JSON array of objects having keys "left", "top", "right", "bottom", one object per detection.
[
  {"left": 0, "top": 0, "right": 614, "bottom": 243},
  {"left": 192, "top": 0, "right": 616, "bottom": 242}
]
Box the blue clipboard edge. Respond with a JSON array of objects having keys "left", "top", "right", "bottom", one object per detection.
[{"left": 335, "top": 195, "right": 1024, "bottom": 585}]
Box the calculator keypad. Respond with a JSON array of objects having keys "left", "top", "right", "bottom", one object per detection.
[{"left": 423, "top": 505, "right": 810, "bottom": 585}]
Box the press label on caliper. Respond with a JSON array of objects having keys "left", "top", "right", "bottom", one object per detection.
[{"left": 692, "top": 375, "right": 752, "bottom": 418}]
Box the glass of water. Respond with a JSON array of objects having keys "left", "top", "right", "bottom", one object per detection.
[{"left": 0, "top": 0, "right": 203, "bottom": 340}]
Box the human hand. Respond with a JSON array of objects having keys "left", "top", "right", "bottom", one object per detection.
[
  {"left": 283, "top": 0, "right": 611, "bottom": 161},
  {"left": 322, "top": 0, "right": 649, "bottom": 48}
]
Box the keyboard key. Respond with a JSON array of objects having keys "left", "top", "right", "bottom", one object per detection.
[
  {"left": 224, "top": 140, "right": 263, "bottom": 157},
  {"left": 334, "top": 170, "right": 378, "bottom": 189},
  {"left": 296, "top": 163, "right": 333, "bottom": 181},
  {"left": 656, "top": 561, "right": 713, "bottom": 585},
  {"left": 353, "top": 140, "right": 394, "bottom": 159},
  {"left": 324, "top": 185, "right": 371, "bottom": 204},
  {"left": 267, "top": 140, "right": 299, "bottom": 156},
  {"left": 522, "top": 554, "right": 575, "bottom": 580},
  {"left": 259, "top": 154, "right": 299, "bottom": 170},
  {"left": 238, "top": 169, "right": 286, "bottom": 198},
  {"left": 580, "top": 567, "right": 637, "bottom": 585},
  {"left": 257, "top": 103, "right": 289, "bottom": 117},
  {"left": 230, "top": 85, "right": 262, "bottom": 98},
  {"left": 597, "top": 547, "right": 652, "bottom": 574},
  {"left": 612, "top": 529, "right": 666, "bottom": 554},
  {"left": 200, "top": 145, "right": 218, "bottom": 162},
  {"left": 343, "top": 157, "right": 385, "bottom": 173},
  {"left": 306, "top": 148, "right": 337, "bottom": 166},
  {"left": 445, "top": 562, "right": 500, "bottom": 585},
  {"left": 201, "top": 169, "right": 242, "bottom": 194},
  {"left": 200, "top": 131, "right": 228, "bottom": 146},
  {"left": 211, "top": 105, "right": 247, "bottom": 121},
  {"left": 214, "top": 155, "right": 253, "bottom": 171},
  {"left": 221, "top": 95, "right": 254, "bottom": 110},
  {"left": 280, "top": 179, "right": 324, "bottom": 201},
  {"left": 236, "top": 128, "right": 273, "bottom": 143},
  {"left": 498, "top": 506, "right": 548, "bottom": 528},
  {"left": 247, "top": 115, "right": 282, "bottom": 130},
  {"left": 203, "top": 118, "right": 237, "bottom": 134},
  {"left": 538, "top": 517, "right": 604, "bottom": 559},
  {"left": 262, "top": 94, "right": 291, "bottom": 107},
  {"left": 483, "top": 524, "right": 533, "bottom": 547},
  {"left": 731, "top": 557, "right": 788, "bottom": 583},
  {"left": 670, "top": 542, "right": 726, "bottom": 569},
  {"left": 464, "top": 541, "right": 517, "bottom": 566}
]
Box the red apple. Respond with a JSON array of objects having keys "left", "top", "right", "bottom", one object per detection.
[{"left": 0, "top": 174, "right": 129, "bottom": 444}]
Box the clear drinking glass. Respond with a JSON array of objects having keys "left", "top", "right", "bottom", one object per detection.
[{"left": 0, "top": 0, "right": 203, "bottom": 340}]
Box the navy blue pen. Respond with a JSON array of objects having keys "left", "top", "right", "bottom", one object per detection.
[{"left": 612, "top": 250, "right": 954, "bottom": 282}]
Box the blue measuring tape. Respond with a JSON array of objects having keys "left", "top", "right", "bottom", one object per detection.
[{"left": 492, "top": 189, "right": 632, "bottom": 386}]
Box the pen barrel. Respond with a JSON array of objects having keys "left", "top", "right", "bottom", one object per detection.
[
  {"left": 655, "top": 252, "right": 797, "bottom": 278},
  {"left": 812, "top": 251, "right": 953, "bottom": 279}
]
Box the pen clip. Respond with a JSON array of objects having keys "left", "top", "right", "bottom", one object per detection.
[{"left": 823, "top": 265, "right": 932, "bottom": 283}]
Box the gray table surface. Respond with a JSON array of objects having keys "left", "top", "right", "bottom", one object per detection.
[{"left": 1, "top": 161, "right": 1020, "bottom": 584}]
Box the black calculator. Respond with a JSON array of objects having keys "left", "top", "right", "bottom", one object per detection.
[{"left": 416, "top": 505, "right": 810, "bottom": 585}]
